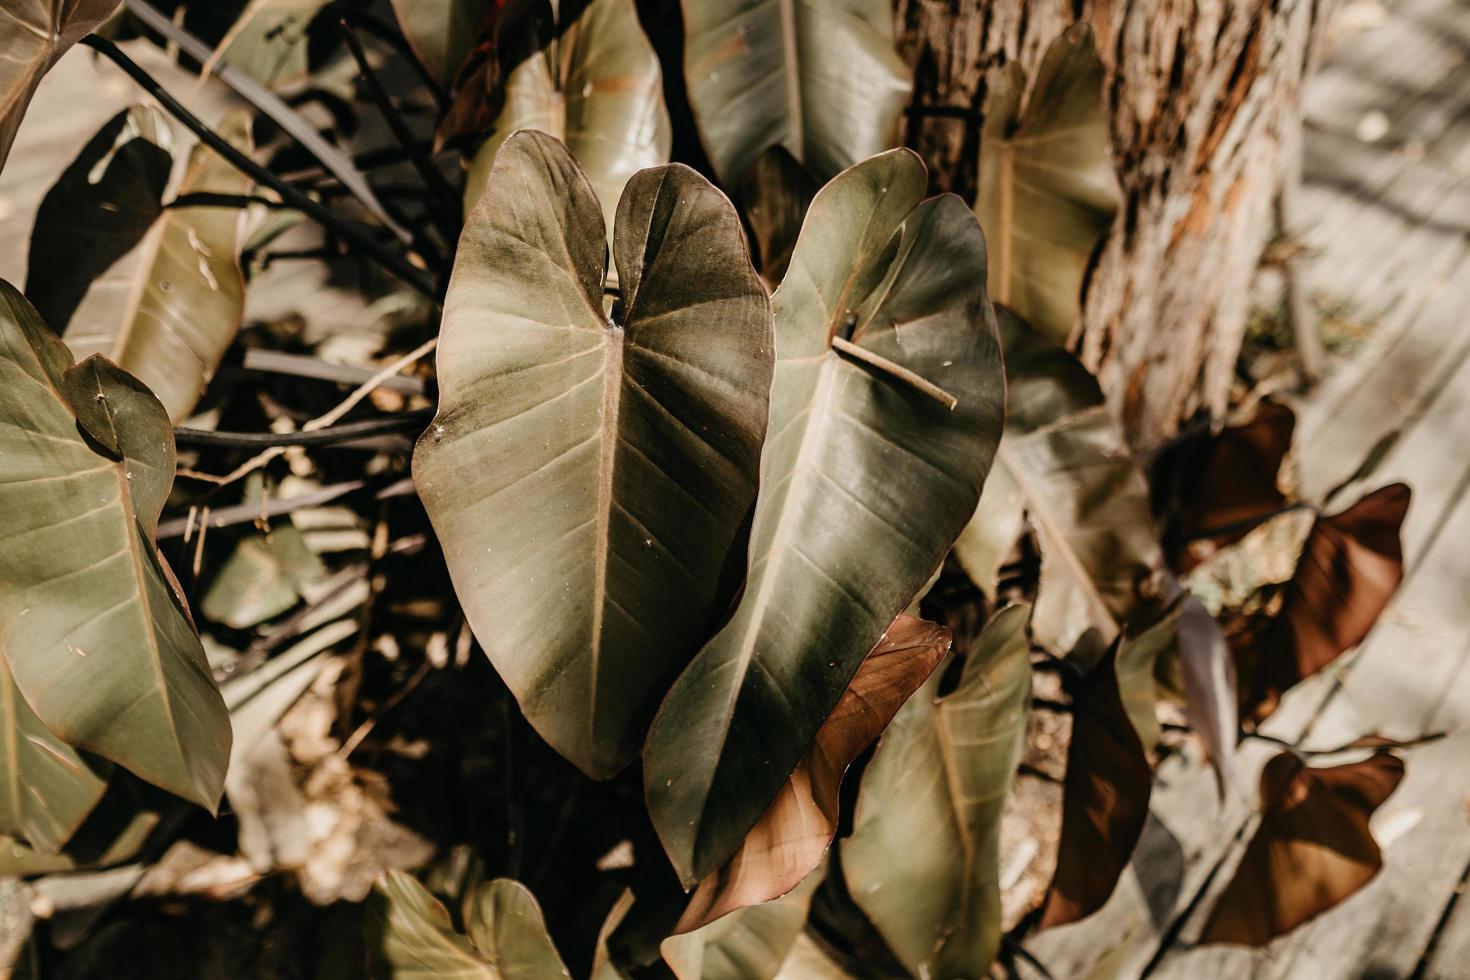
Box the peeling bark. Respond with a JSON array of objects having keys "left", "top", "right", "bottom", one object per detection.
[{"left": 895, "top": 0, "right": 1329, "bottom": 449}]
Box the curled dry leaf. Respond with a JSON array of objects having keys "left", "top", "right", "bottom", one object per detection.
[
  {"left": 1239, "top": 483, "right": 1410, "bottom": 724},
  {"left": 462, "top": 0, "right": 671, "bottom": 244},
  {"left": 976, "top": 25, "right": 1118, "bottom": 346},
  {"left": 643, "top": 148, "right": 1003, "bottom": 890},
  {"left": 675, "top": 616, "right": 951, "bottom": 933},
  {"left": 1200, "top": 752, "right": 1405, "bottom": 946},
  {"left": 1155, "top": 400, "right": 1296, "bottom": 572},
  {"left": 681, "top": 0, "right": 911, "bottom": 185},
  {"left": 415, "top": 132, "right": 773, "bottom": 778},
  {"left": 0, "top": 0, "right": 120, "bottom": 174},
  {"left": 0, "top": 282, "right": 230, "bottom": 811},
  {"left": 842, "top": 604, "right": 1031, "bottom": 979},
  {"left": 1039, "top": 638, "right": 1153, "bottom": 929}
]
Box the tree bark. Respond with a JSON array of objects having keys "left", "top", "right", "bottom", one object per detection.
[{"left": 894, "top": 0, "right": 1330, "bottom": 450}]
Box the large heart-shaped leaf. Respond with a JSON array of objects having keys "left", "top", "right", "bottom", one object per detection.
[
  {"left": 415, "top": 131, "right": 773, "bottom": 778},
  {"left": 33, "top": 112, "right": 254, "bottom": 422},
  {"left": 0, "top": 0, "right": 119, "bottom": 174},
  {"left": 389, "top": 0, "right": 500, "bottom": 85},
  {"left": 955, "top": 307, "right": 1163, "bottom": 665},
  {"left": 0, "top": 650, "right": 109, "bottom": 855},
  {"left": 975, "top": 25, "right": 1117, "bottom": 345},
  {"left": 643, "top": 148, "right": 1004, "bottom": 888},
  {"left": 842, "top": 604, "right": 1031, "bottom": 979},
  {"left": 462, "top": 0, "right": 671, "bottom": 243},
  {"left": 1200, "top": 752, "right": 1405, "bottom": 945},
  {"left": 681, "top": 0, "right": 911, "bottom": 185},
  {"left": 675, "top": 615, "right": 950, "bottom": 933},
  {"left": 1238, "top": 483, "right": 1410, "bottom": 724},
  {"left": 0, "top": 281, "right": 230, "bottom": 810}
]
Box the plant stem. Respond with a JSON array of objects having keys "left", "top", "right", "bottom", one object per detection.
[
  {"left": 156, "top": 478, "right": 415, "bottom": 539},
  {"left": 80, "top": 35, "right": 439, "bottom": 299}
]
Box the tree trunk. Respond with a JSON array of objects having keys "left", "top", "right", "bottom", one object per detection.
[{"left": 894, "top": 0, "right": 1330, "bottom": 450}]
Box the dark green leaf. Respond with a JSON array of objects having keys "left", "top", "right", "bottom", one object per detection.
[
  {"left": 843, "top": 604, "right": 1031, "bottom": 978},
  {"left": 681, "top": 0, "right": 911, "bottom": 184},
  {"left": 976, "top": 25, "right": 1117, "bottom": 345},
  {"left": 643, "top": 148, "right": 1004, "bottom": 888},
  {"left": 415, "top": 131, "right": 773, "bottom": 778},
  {"left": 0, "top": 282, "right": 230, "bottom": 810}
]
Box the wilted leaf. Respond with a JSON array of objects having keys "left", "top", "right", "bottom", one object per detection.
[
  {"left": 1039, "top": 640, "right": 1152, "bottom": 929},
  {"left": 676, "top": 616, "right": 950, "bottom": 933},
  {"left": 976, "top": 25, "right": 1117, "bottom": 345},
  {"left": 0, "top": 282, "right": 230, "bottom": 810},
  {"left": 662, "top": 870, "right": 821, "bottom": 980},
  {"left": 1239, "top": 483, "right": 1410, "bottom": 724},
  {"left": 366, "top": 872, "right": 570, "bottom": 979},
  {"left": 681, "top": 0, "right": 911, "bottom": 185},
  {"left": 389, "top": 0, "right": 500, "bottom": 85},
  {"left": 737, "top": 145, "right": 818, "bottom": 287},
  {"left": 464, "top": 879, "right": 572, "bottom": 978},
  {"left": 462, "top": 0, "right": 671, "bottom": 245},
  {"left": 415, "top": 132, "right": 773, "bottom": 778},
  {"left": 957, "top": 307, "right": 1162, "bottom": 666},
  {"left": 1200, "top": 752, "right": 1405, "bottom": 945},
  {"left": 0, "top": 650, "right": 109, "bottom": 855},
  {"left": 57, "top": 113, "right": 253, "bottom": 422},
  {"left": 26, "top": 106, "right": 173, "bottom": 335},
  {"left": 644, "top": 148, "right": 1004, "bottom": 889},
  {"left": 1155, "top": 401, "right": 1296, "bottom": 572},
  {"left": 843, "top": 604, "right": 1031, "bottom": 978},
  {"left": 0, "top": 0, "right": 119, "bottom": 174}
]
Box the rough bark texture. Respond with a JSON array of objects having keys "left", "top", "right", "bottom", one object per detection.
[{"left": 895, "top": 0, "right": 1329, "bottom": 450}]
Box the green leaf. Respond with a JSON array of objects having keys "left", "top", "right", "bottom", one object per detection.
[
  {"left": 0, "top": 282, "right": 230, "bottom": 810},
  {"left": 202, "top": 517, "right": 326, "bottom": 629},
  {"left": 956, "top": 307, "right": 1162, "bottom": 666},
  {"left": 681, "top": 0, "right": 911, "bottom": 184},
  {"left": 842, "top": 604, "right": 1031, "bottom": 979},
  {"left": 365, "top": 872, "right": 570, "bottom": 979},
  {"left": 0, "top": 776, "right": 163, "bottom": 877},
  {"left": 0, "top": 0, "right": 119, "bottom": 174},
  {"left": 38, "top": 112, "right": 255, "bottom": 422},
  {"left": 462, "top": 0, "right": 671, "bottom": 245},
  {"left": 975, "top": 24, "right": 1117, "bottom": 345},
  {"left": 366, "top": 871, "right": 495, "bottom": 979},
  {"left": 1113, "top": 598, "right": 1184, "bottom": 754},
  {"left": 661, "top": 870, "right": 821, "bottom": 980},
  {"left": 464, "top": 879, "right": 571, "bottom": 978},
  {"left": 388, "top": 0, "right": 498, "bottom": 85},
  {"left": 643, "top": 148, "right": 1004, "bottom": 888},
  {"left": 0, "top": 651, "right": 110, "bottom": 855},
  {"left": 415, "top": 131, "right": 773, "bottom": 778},
  {"left": 209, "top": 0, "right": 333, "bottom": 89},
  {"left": 26, "top": 106, "right": 173, "bottom": 336}
]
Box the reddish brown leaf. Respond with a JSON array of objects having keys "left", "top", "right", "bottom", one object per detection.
[
  {"left": 1038, "top": 643, "right": 1152, "bottom": 929},
  {"left": 1159, "top": 401, "right": 1295, "bottom": 572},
  {"left": 673, "top": 616, "right": 951, "bottom": 934},
  {"left": 434, "top": 3, "right": 504, "bottom": 150},
  {"left": 1201, "top": 752, "right": 1405, "bottom": 946},
  {"left": 1241, "top": 483, "right": 1410, "bottom": 723}
]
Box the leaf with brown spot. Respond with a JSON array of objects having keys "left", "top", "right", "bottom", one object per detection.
[
  {"left": 674, "top": 616, "right": 950, "bottom": 933},
  {"left": 1239, "top": 483, "right": 1410, "bottom": 724},
  {"left": 1200, "top": 752, "right": 1405, "bottom": 946},
  {"left": 1039, "top": 635, "right": 1153, "bottom": 929}
]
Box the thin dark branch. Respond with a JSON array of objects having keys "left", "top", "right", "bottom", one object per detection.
[
  {"left": 337, "top": 12, "right": 461, "bottom": 239},
  {"left": 904, "top": 103, "right": 983, "bottom": 121},
  {"left": 81, "top": 35, "right": 438, "bottom": 299},
  {"left": 344, "top": 10, "right": 448, "bottom": 107},
  {"left": 168, "top": 191, "right": 287, "bottom": 211},
  {"left": 122, "top": 0, "right": 413, "bottom": 245},
  {"left": 1017, "top": 762, "right": 1063, "bottom": 785},
  {"left": 280, "top": 141, "right": 442, "bottom": 186},
  {"left": 174, "top": 411, "right": 431, "bottom": 449},
  {"left": 157, "top": 478, "right": 416, "bottom": 540}
]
